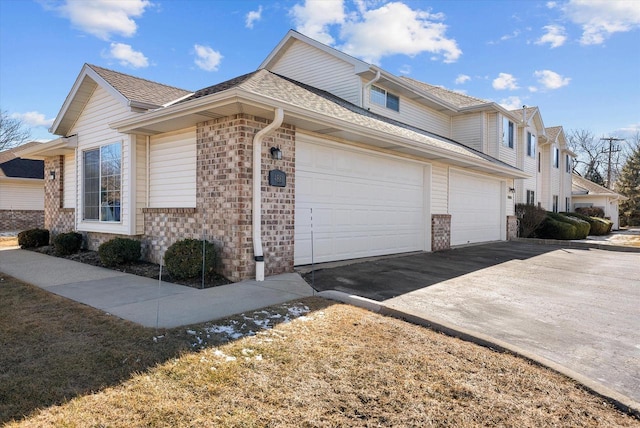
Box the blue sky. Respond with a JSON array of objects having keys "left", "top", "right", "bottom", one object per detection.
[{"left": 1, "top": 0, "right": 639, "bottom": 143}]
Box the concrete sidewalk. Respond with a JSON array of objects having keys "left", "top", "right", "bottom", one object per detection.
[{"left": 0, "top": 249, "right": 315, "bottom": 328}]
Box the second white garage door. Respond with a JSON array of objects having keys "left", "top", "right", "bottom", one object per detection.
[
  {"left": 295, "top": 138, "right": 427, "bottom": 265},
  {"left": 449, "top": 170, "right": 503, "bottom": 246}
]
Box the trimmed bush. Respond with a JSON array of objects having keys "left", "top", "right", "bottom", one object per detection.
[
  {"left": 515, "top": 203, "right": 547, "bottom": 238},
  {"left": 53, "top": 232, "right": 83, "bottom": 256},
  {"left": 575, "top": 206, "right": 605, "bottom": 218},
  {"left": 17, "top": 228, "right": 49, "bottom": 248},
  {"left": 553, "top": 213, "right": 590, "bottom": 239},
  {"left": 164, "top": 238, "right": 219, "bottom": 280},
  {"left": 535, "top": 216, "right": 576, "bottom": 240},
  {"left": 98, "top": 238, "right": 141, "bottom": 267},
  {"left": 564, "top": 212, "right": 613, "bottom": 236}
]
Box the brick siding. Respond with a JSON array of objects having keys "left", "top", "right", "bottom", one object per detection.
[
  {"left": 0, "top": 210, "right": 44, "bottom": 231},
  {"left": 506, "top": 215, "right": 518, "bottom": 240},
  {"left": 431, "top": 214, "right": 451, "bottom": 251},
  {"left": 43, "top": 156, "right": 75, "bottom": 236}
]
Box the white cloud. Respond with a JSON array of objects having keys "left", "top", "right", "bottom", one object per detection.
[
  {"left": 535, "top": 24, "right": 567, "bottom": 48},
  {"left": 546, "top": 1, "right": 558, "bottom": 9},
  {"left": 398, "top": 64, "right": 412, "bottom": 75},
  {"left": 492, "top": 73, "right": 519, "bottom": 90},
  {"left": 291, "top": 0, "right": 345, "bottom": 45},
  {"left": 455, "top": 74, "right": 470, "bottom": 84},
  {"left": 500, "top": 30, "right": 521, "bottom": 41},
  {"left": 528, "top": 86, "right": 539, "bottom": 92},
  {"left": 47, "top": 0, "right": 151, "bottom": 40},
  {"left": 499, "top": 96, "right": 524, "bottom": 111},
  {"left": 106, "top": 43, "right": 149, "bottom": 68},
  {"left": 562, "top": 0, "right": 640, "bottom": 45},
  {"left": 246, "top": 5, "right": 263, "bottom": 29},
  {"left": 534, "top": 69, "right": 571, "bottom": 89},
  {"left": 338, "top": 2, "right": 461, "bottom": 64},
  {"left": 10, "top": 111, "right": 54, "bottom": 128},
  {"left": 194, "top": 44, "right": 223, "bottom": 71}
]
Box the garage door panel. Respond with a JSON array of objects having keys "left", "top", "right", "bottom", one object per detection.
[
  {"left": 295, "top": 140, "right": 426, "bottom": 265},
  {"left": 450, "top": 171, "right": 502, "bottom": 246}
]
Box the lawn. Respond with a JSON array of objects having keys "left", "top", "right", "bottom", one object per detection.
[{"left": 1, "top": 275, "right": 637, "bottom": 427}]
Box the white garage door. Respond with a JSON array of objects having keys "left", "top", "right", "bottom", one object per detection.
[
  {"left": 450, "top": 170, "right": 502, "bottom": 246},
  {"left": 295, "top": 138, "right": 426, "bottom": 265}
]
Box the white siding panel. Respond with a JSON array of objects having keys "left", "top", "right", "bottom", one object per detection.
[
  {"left": 0, "top": 180, "right": 44, "bottom": 210},
  {"left": 452, "top": 114, "right": 482, "bottom": 151},
  {"left": 270, "top": 40, "right": 361, "bottom": 105},
  {"left": 487, "top": 112, "right": 498, "bottom": 157},
  {"left": 63, "top": 152, "right": 76, "bottom": 209},
  {"left": 149, "top": 128, "right": 196, "bottom": 208},
  {"left": 367, "top": 86, "right": 451, "bottom": 137},
  {"left": 135, "top": 135, "right": 147, "bottom": 234},
  {"left": 431, "top": 162, "right": 448, "bottom": 214}
]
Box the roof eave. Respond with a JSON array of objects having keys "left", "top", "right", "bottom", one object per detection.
[{"left": 15, "top": 136, "right": 78, "bottom": 160}]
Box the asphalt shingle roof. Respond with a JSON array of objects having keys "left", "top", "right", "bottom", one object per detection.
[
  {"left": 0, "top": 157, "right": 44, "bottom": 179},
  {"left": 572, "top": 174, "right": 620, "bottom": 196},
  {"left": 545, "top": 126, "right": 563, "bottom": 142},
  {"left": 88, "top": 64, "right": 192, "bottom": 107},
  {"left": 399, "top": 76, "right": 490, "bottom": 109}
]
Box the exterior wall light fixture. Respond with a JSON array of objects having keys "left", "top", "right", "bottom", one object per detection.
[
  {"left": 49, "top": 170, "right": 56, "bottom": 180},
  {"left": 508, "top": 187, "right": 516, "bottom": 193},
  {"left": 270, "top": 146, "right": 282, "bottom": 160}
]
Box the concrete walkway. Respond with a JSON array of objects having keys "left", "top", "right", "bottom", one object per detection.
[{"left": 0, "top": 249, "right": 314, "bottom": 328}]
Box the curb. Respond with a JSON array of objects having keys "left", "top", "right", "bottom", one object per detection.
[
  {"left": 317, "top": 290, "right": 640, "bottom": 419},
  {"left": 512, "top": 237, "right": 640, "bottom": 253}
]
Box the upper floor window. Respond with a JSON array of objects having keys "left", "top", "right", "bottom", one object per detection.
[
  {"left": 371, "top": 85, "right": 400, "bottom": 112},
  {"left": 527, "top": 132, "right": 536, "bottom": 157},
  {"left": 553, "top": 147, "right": 559, "bottom": 168},
  {"left": 83, "top": 142, "right": 121, "bottom": 222},
  {"left": 502, "top": 117, "right": 514, "bottom": 148},
  {"left": 565, "top": 154, "right": 571, "bottom": 173}
]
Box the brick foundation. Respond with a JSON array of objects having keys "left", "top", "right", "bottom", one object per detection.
[
  {"left": 432, "top": 214, "right": 451, "bottom": 251},
  {"left": 0, "top": 210, "right": 44, "bottom": 231},
  {"left": 507, "top": 215, "right": 518, "bottom": 240}
]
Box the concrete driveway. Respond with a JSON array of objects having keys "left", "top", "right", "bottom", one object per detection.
[{"left": 306, "top": 241, "right": 640, "bottom": 407}]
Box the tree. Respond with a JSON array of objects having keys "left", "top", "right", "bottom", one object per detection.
[
  {"left": 0, "top": 110, "right": 31, "bottom": 151},
  {"left": 568, "top": 129, "right": 626, "bottom": 187},
  {"left": 617, "top": 143, "right": 640, "bottom": 226}
]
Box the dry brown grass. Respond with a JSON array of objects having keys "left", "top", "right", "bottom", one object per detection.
[
  {"left": 0, "top": 237, "right": 18, "bottom": 248},
  {"left": 2, "top": 274, "right": 636, "bottom": 428}
]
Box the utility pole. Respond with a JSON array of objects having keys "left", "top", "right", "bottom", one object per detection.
[{"left": 600, "top": 136, "right": 624, "bottom": 189}]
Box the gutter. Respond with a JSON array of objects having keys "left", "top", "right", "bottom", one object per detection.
[
  {"left": 361, "top": 70, "right": 380, "bottom": 109},
  {"left": 252, "top": 107, "right": 284, "bottom": 281}
]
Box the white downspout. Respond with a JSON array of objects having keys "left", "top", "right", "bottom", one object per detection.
[
  {"left": 253, "top": 107, "right": 284, "bottom": 281},
  {"left": 146, "top": 136, "right": 150, "bottom": 207},
  {"left": 362, "top": 70, "right": 381, "bottom": 109}
]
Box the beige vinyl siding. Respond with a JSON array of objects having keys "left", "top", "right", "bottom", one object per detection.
[
  {"left": 63, "top": 152, "right": 75, "bottom": 209},
  {"left": 269, "top": 39, "right": 361, "bottom": 105},
  {"left": 506, "top": 179, "right": 515, "bottom": 216},
  {"left": 135, "top": 135, "right": 147, "bottom": 234},
  {"left": 520, "top": 127, "right": 538, "bottom": 206},
  {"left": 486, "top": 112, "right": 498, "bottom": 157},
  {"left": 498, "top": 115, "right": 517, "bottom": 167},
  {"left": 149, "top": 127, "right": 196, "bottom": 208},
  {"left": 367, "top": 85, "right": 451, "bottom": 137},
  {"left": 0, "top": 180, "right": 44, "bottom": 210},
  {"left": 452, "top": 113, "right": 482, "bottom": 152},
  {"left": 71, "top": 84, "right": 137, "bottom": 234},
  {"left": 431, "top": 162, "right": 448, "bottom": 213}
]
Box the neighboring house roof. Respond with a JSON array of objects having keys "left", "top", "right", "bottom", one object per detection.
[
  {"left": 87, "top": 64, "right": 193, "bottom": 108},
  {"left": 572, "top": 173, "right": 626, "bottom": 199},
  {"left": 0, "top": 143, "right": 45, "bottom": 179},
  {"left": 398, "top": 77, "right": 489, "bottom": 109},
  {"left": 545, "top": 126, "right": 562, "bottom": 142},
  {"left": 171, "top": 69, "right": 526, "bottom": 177}
]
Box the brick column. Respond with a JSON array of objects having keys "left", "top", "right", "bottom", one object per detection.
[
  {"left": 431, "top": 214, "right": 451, "bottom": 251},
  {"left": 506, "top": 215, "right": 518, "bottom": 240},
  {"left": 43, "top": 156, "right": 74, "bottom": 237}
]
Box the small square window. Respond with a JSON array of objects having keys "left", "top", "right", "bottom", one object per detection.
[{"left": 371, "top": 85, "right": 399, "bottom": 112}]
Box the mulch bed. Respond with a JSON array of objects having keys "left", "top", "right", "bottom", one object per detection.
[{"left": 28, "top": 246, "right": 231, "bottom": 289}]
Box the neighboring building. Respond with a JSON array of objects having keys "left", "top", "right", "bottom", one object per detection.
[
  {"left": 19, "top": 30, "right": 574, "bottom": 282},
  {"left": 0, "top": 142, "right": 45, "bottom": 231},
  {"left": 572, "top": 174, "right": 626, "bottom": 230}
]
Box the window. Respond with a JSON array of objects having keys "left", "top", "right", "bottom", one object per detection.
[
  {"left": 565, "top": 197, "right": 571, "bottom": 212},
  {"left": 502, "top": 117, "right": 514, "bottom": 148},
  {"left": 83, "top": 143, "right": 121, "bottom": 222},
  {"left": 370, "top": 85, "right": 400, "bottom": 112},
  {"left": 553, "top": 195, "right": 559, "bottom": 213},
  {"left": 526, "top": 190, "right": 535, "bottom": 205},
  {"left": 553, "top": 147, "right": 559, "bottom": 168},
  {"left": 538, "top": 152, "right": 541, "bottom": 173},
  {"left": 527, "top": 132, "right": 536, "bottom": 157},
  {"left": 565, "top": 154, "right": 571, "bottom": 173}
]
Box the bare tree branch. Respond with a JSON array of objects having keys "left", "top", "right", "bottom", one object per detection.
[{"left": 0, "top": 110, "right": 32, "bottom": 151}]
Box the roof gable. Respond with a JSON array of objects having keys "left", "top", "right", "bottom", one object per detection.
[
  {"left": 572, "top": 173, "right": 624, "bottom": 198},
  {"left": 0, "top": 157, "right": 44, "bottom": 179},
  {"left": 50, "top": 64, "right": 192, "bottom": 136}
]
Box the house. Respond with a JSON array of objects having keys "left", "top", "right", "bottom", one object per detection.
[
  {"left": 0, "top": 142, "right": 44, "bottom": 231},
  {"left": 572, "top": 174, "right": 626, "bottom": 230},
  {"left": 20, "top": 29, "right": 581, "bottom": 282}
]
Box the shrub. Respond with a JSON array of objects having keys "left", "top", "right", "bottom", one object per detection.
[
  {"left": 575, "top": 206, "right": 605, "bottom": 218},
  {"left": 98, "top": 238, "right": 141, "bottom": 267},
  {"left": 17, "top": 228, "right": 49, "bottom": 248},
  {"left": 554, "top": 213, "right": 590, "bottom": 239},
  {"left": 535, "top": 216, "right": 576, "bottom": 240},
  {"left": 53, "top": 232, "right": 83, "bottom": 256},
  {"left": 164, "top": 238, "right": 219, "bottom": 280},
  {"left": 564, "top": 212, "right": 613, "bottom": 236},
  {"left": 515, "top": 203, "right": 547, "bottom": 238}
]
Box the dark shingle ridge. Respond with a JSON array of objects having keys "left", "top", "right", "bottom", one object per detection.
[{"left": 0, "top": 158, "right": 44, "bottom": 179}]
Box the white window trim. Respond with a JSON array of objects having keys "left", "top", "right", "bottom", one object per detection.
[
  {"left": 370, "top": 85, "right": 400, "bottom": 112},
  {"left": 82, "top": 141, "right": 123, "bottom": 224}
]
